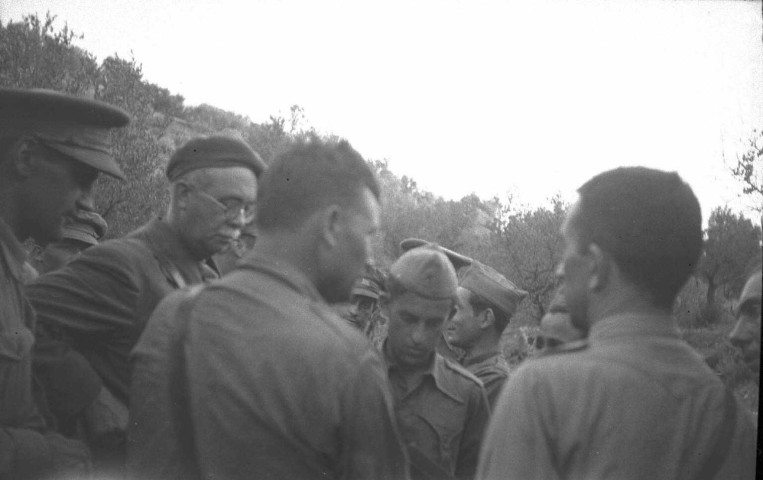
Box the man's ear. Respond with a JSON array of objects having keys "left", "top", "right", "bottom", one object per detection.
[
  {"left": 319, "top": 205, "right": 342, "bottom": 248},
  {"left": 587, "top": 243, "right": 610, "bottom": 292},
  {"left": 9, "top": 136, "right": 36, "bottom": 178},
  {"left": 480, "top": 308, "right": 495, "bottom": 330},
  {"left": 172, "top": 181, "right": 193, "bottom": 211}
]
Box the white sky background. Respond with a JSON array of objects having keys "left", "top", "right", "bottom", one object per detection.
[{"left": 2, "top": 0, "right": 762, "bottom": 221}]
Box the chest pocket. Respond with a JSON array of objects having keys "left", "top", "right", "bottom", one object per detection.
[
  {"left": 408, "top": 398, "right": 466, "bottom": 470},
  {"left": 0, "top": 328, "right": 34, "bottom": 362}
]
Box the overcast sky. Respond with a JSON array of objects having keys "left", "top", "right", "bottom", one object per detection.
[{"left": 3, "top": 0, "right": 762, "bottom": 220}]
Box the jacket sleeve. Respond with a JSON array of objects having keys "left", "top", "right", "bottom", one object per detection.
[
  {"left": 339, "top": 349, "right": 410, "bottom": 480},
  {"left": 25, "top": 243, "right": 142, "bottom": 345}
]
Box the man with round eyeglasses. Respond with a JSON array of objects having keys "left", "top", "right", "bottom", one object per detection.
[{"left": 25, "top": 135, "right": 265, "bottom": 473}]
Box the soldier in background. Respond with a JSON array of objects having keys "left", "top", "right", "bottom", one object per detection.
[
  {"left": 446, "top": 261, "right": 527, "bottom": 408},
  {"left": 728, "top": 261, "right": 762, "bottom": 376},
  {"left": 31, "top": 199, "right": 108, "bottom": 274},
  {"left": 212, "top": 220, "right": 257, "bottom": 275},
  {"left": 381, "top": 245, "right": 490, "bottom": 480},
  {"left": 0, "top": 88, "right": 128, "bottom": 479},
  {"left": 343, "top": 264, "right": 386, "bottom": 336},
  {"left": 536, "top": 288, "right": 587, "bottom": 356},
  {"left": 478, "top": 167, "right": 757, "bottom": 480}
]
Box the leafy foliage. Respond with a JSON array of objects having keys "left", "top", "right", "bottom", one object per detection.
[
  {"left": 698, "top": 207, "right": 762, "bottom": 318},
  {"left": 731, "top": 129, "right": 763, "bottom": 211}
]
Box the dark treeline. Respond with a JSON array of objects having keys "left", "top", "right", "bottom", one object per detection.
[{"left": 2, "top": 12, "right": 760, "bottom": 337}]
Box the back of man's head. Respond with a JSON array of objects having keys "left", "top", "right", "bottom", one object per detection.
[
  {"left": 255, "top": 138, "right": 380, "bottom": 232},
  {"left": 574, "top": 167, "right": 702, "bottom": 308}
]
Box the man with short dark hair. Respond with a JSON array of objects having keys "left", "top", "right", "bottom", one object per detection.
[
  {"left": 127, "top": 138, "right": 408, "bottom": 480},
  {"left": 729, "top": 263, "right": 762, "bottom": 376},
  {"left": 446, "top": 261, "right": 527, "bottom": 408},
  {"left": 0, "top": 88, "right": 128, "bottom": 479},
  {"left": 478, "top": 167, "right": 757, "bottom": 480},
  {"left": 382, "top": 245, "right": 490, "bottom": 480}
]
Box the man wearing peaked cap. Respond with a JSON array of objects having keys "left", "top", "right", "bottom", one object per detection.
[
  {"left": 446, "top": 261, "right": 527, "bottom": 408},
  {"left": 0, "top": 88, "right": 129, "bottom": 479},
  {"left": 400, "top": 238, "right": 472, "bottom": 363},
  {"left": 26, "top": 134, "right": 264, "bottom": 475},
  {"left": 382, "top": 245, "right": 490, "bottom": 480}
]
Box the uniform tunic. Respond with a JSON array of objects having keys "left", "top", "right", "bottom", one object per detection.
[
  {"left": 0, "top": 219, "right": 87, "bottom": 479},
  {"left": 461, "top": 351, "right": 510, "bottom": 410},
  {"left": 26, "top": 218, "right": 215, "bottom": 404},
  {"left": 384, "top": 349, "right": 491, "bottom": 480},
  {"left": 477, "top": 313, "right": 758, "bottom": 480},
  {"left": 132, "top": 254, "right": 409, "bottom": 480}
]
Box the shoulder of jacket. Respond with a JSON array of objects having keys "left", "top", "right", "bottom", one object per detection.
[{"left": 442, "top": 356, "right": 484, "bottom": 389}]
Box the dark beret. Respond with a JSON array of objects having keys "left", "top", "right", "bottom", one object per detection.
[
  {"left": 166, "top": 136, "right": 266, "bottom": 181},
  {"left": 0, "top": 88, "right": 130, "bottom": 179},
  {"left": 399, "top": 238, "right": 473, "bottom": 271}
]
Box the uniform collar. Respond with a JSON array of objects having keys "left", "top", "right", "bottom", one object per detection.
[
  {"left": 138, "top": 218, "right": 208, "bottom": 283},
  {"left": 589, "top": 312, "right": 679, "bottom": 347},
  {"left": 237, "top": 252, "right": 324, "bottom": 304},
  {"left": 0, "top": 217, "right": 27, "bottom": 281},
  {"left": 382, "top": 343, "right": 464, "bottom": 403},
  {"left": 462, "top": 350, "right": 502, "bottom": 368}
]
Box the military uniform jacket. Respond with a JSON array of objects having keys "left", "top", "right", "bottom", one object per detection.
[
  {"left": 477, "top": 313, "right": 758, "bottom": 480},
  {"left": 26, "top": 218, "right": 216, "bottom": 404},
  {"left": 461, "top": 351, "right": 509, "bottom": 410},
  {"left": 129, "top": 253, "right": 410, "bottom": 480},
  {"left": 384, "top": 349, "right": 491, "bottom": 480},
  {"left": 0, "top": 219, "right": 86, "bottom": 479}
]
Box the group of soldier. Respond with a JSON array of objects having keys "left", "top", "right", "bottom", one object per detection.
[{"left": 0, "top": 86, "right": 760, "bottom": 480}]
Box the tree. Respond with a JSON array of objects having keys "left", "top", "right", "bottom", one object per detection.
[
  {"left": 489, "top": 196, "right": 567, "bottom": 319},
  {"left": 699, "top": 207, "right": 762, "bottom": 314},
  {"left": 731, "top": 129, "right": 763, "bottom": 213},
  {"left": 0, "top": 13, "right": 98, "bottom": 95}
]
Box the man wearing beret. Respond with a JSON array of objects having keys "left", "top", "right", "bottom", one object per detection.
[
  {"left": 445, "top": 261, "right": 527, "bottom": 408},
  {"left": 0, "top": 88, "right": 128, "bottom": 479},
  {"left": 127, "top": 138, "right": 408, "bottom": 480},
  {"left": 26, "top": 135, "right": 264, "bottom": 471},
  {"left": 382, "top": 246, "right": 490, "bottom": 480},
  {"left": 477, "top": 167, "right": 757, "bottom": 480}
]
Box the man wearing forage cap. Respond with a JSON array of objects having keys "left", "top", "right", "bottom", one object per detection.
[
  {"left": 26, "top": 135, "right": 264, "bottom": 472},
  {"left": 399, "top": 237, "right": 472, "bottom": 362},
  {"left": 0, "top": 88, "right": 128, "bottom": 479},
  {"left": 446, "top": 261, "right": 527, "bottom": 408},
  {"left": 382, "top": 245, "right": 490, "bottom": 480}
]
